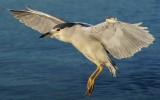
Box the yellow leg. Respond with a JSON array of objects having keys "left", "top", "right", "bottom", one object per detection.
[
  {"left": 89, "top": 66, "right": 100, "bottom": 79},
  {"left": 85, "top": 65, "right": 103, "bottom": 96},
  {"left": 85, "top": 66, "right": 99, "bottom": 95},
  {"left": 93, "top": 66, "right": 103, "bottom": 80}
]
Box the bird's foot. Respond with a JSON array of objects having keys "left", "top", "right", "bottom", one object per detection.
[{"left": 85, "top": 78, "right": 95, "bottom": 96}]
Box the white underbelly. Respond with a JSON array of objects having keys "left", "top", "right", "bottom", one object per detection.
[
  {"left": 70, "top": 29, "right": 109, "bottom": 65},
  {"left": 72, "top": 37, "right": 108, "bottom": 65}
]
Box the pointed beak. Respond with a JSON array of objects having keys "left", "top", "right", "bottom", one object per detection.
[{"left": 39, "top": 32, "right": 51, "bottom": 38}]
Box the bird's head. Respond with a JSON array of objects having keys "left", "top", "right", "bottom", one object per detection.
[{"left": 39, "top": 23, "right": 75, "bottom": 42}]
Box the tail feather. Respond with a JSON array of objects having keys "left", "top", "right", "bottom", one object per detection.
[{"left": 105, "top": 58, "right": 118, "bottom": 77}]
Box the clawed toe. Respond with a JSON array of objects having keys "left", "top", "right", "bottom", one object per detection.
[{"left": 85, "top": 78, "right": 94, "bottom": 96}]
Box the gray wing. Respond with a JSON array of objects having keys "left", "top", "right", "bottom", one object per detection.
[
  {"left": 83, "top": 20, "right": 155, "bottom": 59},
  {"left": 9, "top": 6, "right": 66, "bottom": 34}
]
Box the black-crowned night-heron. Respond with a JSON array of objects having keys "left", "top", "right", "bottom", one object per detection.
[{"left": 9, "top": 6, "right": 155, "bottom": 96}]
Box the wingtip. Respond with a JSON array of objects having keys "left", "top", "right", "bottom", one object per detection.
[
  {"left": 8, "top": 9, "right": 21, "bottom": 15},
  {"left": 8, "top": 9, "right": 14, "bottom": 12},
  {"left": 26, "top": 5, "right": 33, "bottom": 10},
  {"left": 8, "top": 9, "right": 16, "bottom": 14},
  {"left": 8, "top": 6, "right": 32, "bottom": 12},
  {"left": 133, "top": 22, "right": 143, "bottom": 26}
]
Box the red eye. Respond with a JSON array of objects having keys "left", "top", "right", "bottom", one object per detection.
[{"left": 56, "top": 29, "right": 60, "bottom": 31}]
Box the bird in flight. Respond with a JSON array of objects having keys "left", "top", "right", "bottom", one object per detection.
[{"left": 9, "top": 6, "right": 155, "bottom": 96}]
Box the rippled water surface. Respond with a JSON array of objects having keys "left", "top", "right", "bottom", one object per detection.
[{"left": 0, "top": 0, "right": 160, "bottom": 100}]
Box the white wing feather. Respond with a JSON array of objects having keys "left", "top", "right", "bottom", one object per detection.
[
  {"left": 83, "top": 19, "right": 155, "bottom": 59},
  {"left": 10, "top": 6, "right": 66, "bottom": 34}
]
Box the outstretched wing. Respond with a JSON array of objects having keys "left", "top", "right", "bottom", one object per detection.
[
  {"left": 83, "top": 18, "right": 155, "bottom": 59},
  {"left": 9, "top": 6, "right": 66, "bottom": 34}
]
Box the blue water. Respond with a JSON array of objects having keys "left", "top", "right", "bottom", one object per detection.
[{"left": 0, "top": 0, "right": 160, "bottom": 100}]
